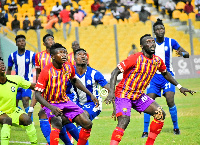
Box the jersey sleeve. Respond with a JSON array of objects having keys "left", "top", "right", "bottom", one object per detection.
[
  {"left": 17, "top": 76, "right": 31, "bottom": 89},
  {"left": 35, "top": 68, "right": 49, "bottom": 92},
  {"left": 94, "top": 71, "right": 108, "bottom": 87},
  {"left": 8, "top": 54, "right": 14, "bottom": 67},
  {"left": 171, "top": 38, "right": 180, "bottom": 50},
  {"left": 117, "top": 54, "right": 137, "bottom": 73},
  {"left": 35, "top": 53, "right": 40, "bottom": 69},
  {"left": 158, "top": 57, "right": 167, "bottom": 73}
]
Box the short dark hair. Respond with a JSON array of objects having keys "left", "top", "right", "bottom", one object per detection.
[
  {"left": 15, "top": 35, "right": 26, "bottom": 42},
  {"left": 74, "top": 48, "right": 87, "bottom": 56},
  {"left": 140, "top": 34, "right": 151, "bottom": 45},
  {"left": 43, "top": 34, "right": 54, "bottom": 43},
  {"left": 153, "top": 18, "right": 164, "bottom": 30},
  {"left": 0, "top": 57, "right": 3, "bottom": 61},
  {"left": 50, "top": 43, "right": 66, "bottom": 55}
]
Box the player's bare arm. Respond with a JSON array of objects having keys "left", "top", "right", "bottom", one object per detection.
[
  {"left": 36, "top": 68, "right": 41, "bottom": 81},
  {"left": 70, "top": 77, "right": 99, "bottom": 107},
  {"left": 176, "top": 47, "right": 189, "bottom": 58},
  {"left": 161, "top": 70, "right": 196, "bottom": 96},
  {"left": 35, "top": 91, "right": 63, "bottom": 117},
  {"left": 6, "top": 66, "right": 12, "bottom": 75},
  {"left": 104, "top": 67, "right": 121, "bottom": 104}
]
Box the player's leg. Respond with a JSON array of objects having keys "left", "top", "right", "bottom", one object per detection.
[
  {"left": 22, "top": 89, "right": 33, "bottom": 121},
  {"left": 0, "top": 112, "right": 12, "bottom": 145},
  {"left": 110, "top": 97, "right": 132, "bottom": 145},
  {"left": 165, "top": 91, "right": 180, "bottom": 134},
  {"left": 19, "top": 112, "right": 37, "bottom": 145},
  {"left": 38, "top": 108, "right": 51, "bottom": 144},
  {"left": 59, "top": 125, "right": 73, "bottom": 145},
  {"left": 143, "top": 93, "right": 157, "bottom": 138},
  {"left": 144, "top": 101, "right": 166, "bottom": 145}
]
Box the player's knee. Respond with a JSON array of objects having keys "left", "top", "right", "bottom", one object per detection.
[
  {"left": 153, "top": 107, "right": 166, "bottom": 121},
  {"left": 22, "top": 97, "right": 30, "bottom": 108},
  {"left": 83, "top": 120, "right": 93, "bottom": 129},
  {"left": 117, "top": 116, "right": 130, "bottom": 129},
  {"left": 51, "top": 117, "right": 62, "bottom": 130},
  {"left": 3, "top": 117, "right": 12, "bottom": 125}
]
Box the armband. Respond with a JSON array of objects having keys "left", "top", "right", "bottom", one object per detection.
[
  {"left": 176, "top": 84, "right": 182, "bottom": 89},
  {"left": 28, "top": 107, "right": 34, "bottom": 113}
]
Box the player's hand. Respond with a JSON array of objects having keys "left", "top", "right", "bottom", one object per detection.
[
  {"left": 179, "top": 87, "right": 196, "bottom": 96},
  {"left": 91, "top": 95, "right": 99, "bottom": 107},
  {"left": 111, "top": 100, "right": 117, "bottom": 121},
  {"left": 28, "top": 112, "right": 32, "bottom": 118},
  {"left": 50, "top": 106, "right": 63, "bottom": 117},
  {"left": 104, "top": 92, "right": 115, "bottom": 105}
]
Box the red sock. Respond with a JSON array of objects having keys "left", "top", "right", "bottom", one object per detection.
[
  {"left": 67, "top": 131, "right": 73, "bottom": 143},
  {"left": 50, "top": 128, "right": 60, "bottom": 145},
  {"left": 146, "top": 119, "right": 164, "bottom": 145},
  {"left": 77, "top": 128, "right": 91, "bottom": 145},
  {"left": 110, "top": 127, "right": 124, "bottom": 145}
]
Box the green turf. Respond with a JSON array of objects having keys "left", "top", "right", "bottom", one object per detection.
[{"left": 1, "top": 78, "right": 200, "bottom": 145}]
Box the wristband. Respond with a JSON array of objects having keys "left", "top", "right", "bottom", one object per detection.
[
  {"left": 28, "top": 107, "right": 34, "bottom": 113},
  {"left": 176, "top": 84, "right": 182, "bottom": 89},
  {"left": 181, "top": 52, "right": 185, "bottom": 57}
]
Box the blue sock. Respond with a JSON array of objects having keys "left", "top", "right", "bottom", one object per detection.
[
  {"left": 25, "top": 107, "right": 33, "bottom": 121},
  {"left": 143, "top": 113, "right": 151, "bottom": 133},
  {"left": 65, "top": 123, "right": 79, "bottom": 141},
  {"left": 39, "top": 119, "right": 51, "bottom": 144},
  {"left": 77, "top": 126, "right": 89, "bottom": 145},
  {"left": 60, "top": 126, "right": 73, "bottom": 145},
  {"left": 169, "top": 105, "right": 179, "bottom": 129}
]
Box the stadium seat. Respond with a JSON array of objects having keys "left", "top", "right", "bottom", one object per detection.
[
  {"left": 179, "top": 13, "right": 188, "bottom": 22},
  {"left": 172, "top": 10, "right": 181, "bottom": 19},
  {"left": 146, "top": 0, "right": 154, "bottom": 4},
  {"left": 176, "top": 2, "right": 185, "bottom": 10},
  {"left": 71, "top": 21, "right": 79, "bottom": 27},
  {"left": 188, "top": 12, "right": 196, "bottom": 20},
  {"left": 108, "top": 18, "right": 118, "bottom": 25}
]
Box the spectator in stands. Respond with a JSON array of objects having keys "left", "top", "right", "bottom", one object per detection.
[
  {"left": 108, "top": 0, "right": 117, "bottom": 10},
  {"left": 116, "top": 0, "right": 124, "bottom": 13},
  {"left": 120, "top": 6, "right": 130, "bottom": 21},
  {"left": 195, "top": 0, "right": 200, "bottom": 10},
  {"left": 184, "top": 1, "right": 194, "bottom": 14},
  {"left": 3, "top": 10, "right": 8, "bottom": 22},
  {"left": 111, "top": 7, "right": 121, "bottom": 21},
  {"left": 11, "top": 15, "right": 20, "bottom": 34},
  {"left": 98, "top": 2, "right": 106, "bottom": 16},
  {"left": 0, "top": 12, "right": 7, "bottom": 26},
  {"left": 52, "top": 2, "right": 63, "bottom": 16},
  {"left": 18, "top": 0, "right": 27, "bottom": 6},
  {"left": 33, "top": 0, "right": 40, "bottom": 7},
  {"left": 32, "top": 14, "right": 43, "bottom": 29},
  {"left": 74, "top": 8, "right": 84, "bottom": 24},
  {"left": 23, "top": 15, "right": 31, "bottom": 32},
  {"left": 139, "top": 6, "right": 151, "bottom": 22},
  {"left": 78, "top": 5, "right": 87, "bottom": 18},
  {"left": 159, "top": 0, "right": 168, "bottom": 18},
  {"left": 45, "top": 13, "right": 58, "bottom": 35},
  {"left": 61, "top": 0, "right": 71, "bottom": 8},
  {"left": 8, "top": 0, "right": 18, "bottom": 16},
  {"left": 196, "top": 6, "right": 200, "bottom": 21},
  {"left": 35, "top": 3, "right": 46, "bottom": 15},
  {"left": 70, "top": 6, "right": 75, "bottom": 20},
  {"left": 128, "top": 44, "right": 138, "bottom": 56},
  {"left": 165, "top": 0, "right": 176, "bottom": 20},
  {"left": 59, "top": 5, "right": 71, "bottom": 40},
  {"left": 154, "top": 0, "right": 159, "bottom": 12},
  {"left": 92, "top": 11, "right": 103, "bottom": 27},
  {"left": 91, "top": 0, "right": 100, "bottom": 13},
  {"left": 130, "top": 0, "right": 142, "bottom": 12}
]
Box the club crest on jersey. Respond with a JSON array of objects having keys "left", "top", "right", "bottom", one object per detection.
[
  {"left": 11, "top": 86, "right": 15, "bottom": 92},
  {"left": 87, "top": 80, "right": 91, "bottom": 85},
  {"left": 164, "top": 46, "right": 168, "bottom": 51},
  {"left": 26, "top": 58, "right": 29, "bottom": 62},
  {"left": 123, "top": 108, "right": 127, "bottom": 113}
]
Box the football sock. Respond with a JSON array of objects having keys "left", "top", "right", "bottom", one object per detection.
[
  {"left": 77, "top": 128, "right": 91, "bottom": 145},
  {"left": 146, "top": 119, "right": 164, "bottom": 145},
  {"left": 1, "top": 124, "right": 11, "bottom": 145},
  {"left": 77, "top": 126, "right": 89, "bottom": 145},
  {"left": 50, "top": 128, "right": 60, "bottom": 145},
  {"left": 65, "top": 123, "right": 79, "bottom": 141},
  {"left": 25, "top": 107, "right": 33, "bottom": 121},
  {"left": 59, "top": 126, "right": 73, "bottom": 145},
  {"left": 169, "top": 105, "right": 179, "bottom": 129},
  {"left": 110, "top": 127, "right": 124, "bottom": 145},
  {"left": 39, "top": 119, "right": 51, "bottom": 144},
  {"left": 144, "top": 113, "right": 151, "bottom": 132},
  {"left": 25, "top": 123, "right": 37, "bottom": 145}
]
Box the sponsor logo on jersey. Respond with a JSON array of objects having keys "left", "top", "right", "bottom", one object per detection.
[{"left": 11, "top": 86, "right": 15, "bottom": 92}]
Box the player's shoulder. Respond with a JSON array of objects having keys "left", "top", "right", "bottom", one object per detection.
[
  {"left": 7, "top": 75, "right": 24, "bottom": 82},
  {"left": 36, "top": 50, "right": 45, "bottom": 55},
  {"left": 128, "top": 52, "right": 142, "bottom": 59},
  {"left": 153, "top": 54, "right": 163, "bottom": 62}
]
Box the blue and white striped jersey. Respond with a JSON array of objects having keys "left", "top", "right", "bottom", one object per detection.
[
  {"left": 155, "top": 37, "right": 180, "bottom": 74},
  {"left": 67, "top": 66, "right": 108, "bottom": 105},
  {"left": 8, "top": 50, "right": 35, "bottom": 82}
]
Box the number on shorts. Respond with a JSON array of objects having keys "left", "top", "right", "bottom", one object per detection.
[
  {"left": 141, "top": 95, "right": 148, "bottom": 102},
  {"left": 165, "top": 82, "right": 171, "bottom": 89}
]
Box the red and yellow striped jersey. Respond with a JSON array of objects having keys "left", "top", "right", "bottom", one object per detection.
[
  {"left": 35, "top": 50, "right": 51, "bottom": 69},
  {"left": 115, "top": 52, "right": 166, "bottom": 100},
  {"left": 35, "top": 61, "right": 75, "bottom": 103}
]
